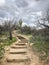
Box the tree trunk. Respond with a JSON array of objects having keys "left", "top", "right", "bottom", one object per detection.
[{"left": 9, "top": 31, "right": 12, "bottom": 40}]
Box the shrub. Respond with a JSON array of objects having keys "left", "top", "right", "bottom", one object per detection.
[{"left": 0, "top": 44, "right": 5, "bottom": 59}]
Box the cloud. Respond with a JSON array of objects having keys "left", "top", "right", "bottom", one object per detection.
[
  {"left": 15, "top": 0, "right": 28, "bottom": 8},
  {"left": 22, "top": 22, "right": 27, "bottom": 27},
  {"left": 0, "top": 0, "right": 5, "bottom": 6},
  {"left": 0, "top": 0, "right": 49, "bottom": 26}
]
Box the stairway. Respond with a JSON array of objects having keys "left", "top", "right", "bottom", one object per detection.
[{"left": 6, "top": 38, "right": 30, "bottom": 65}]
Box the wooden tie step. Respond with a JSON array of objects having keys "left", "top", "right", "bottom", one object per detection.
[
  {"left": 5, "top": 62, "right": 28, "bottom": 65},
  {"left": 9, "top": 48, "right": 27, "bottom": 54},
  {"left": 11, "top": 45, "right": 27, "bottom": 49},
  {"left": 6, "top": 54, "right": 29, "bottom": 62},
  {"left": 15, "top": 43, "right": 26, "bottom": 45}
]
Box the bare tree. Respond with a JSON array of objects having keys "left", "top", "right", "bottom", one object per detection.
[
  {"left": 3, "top": 20, "right": 16, "bottom": 40},
  {"left": 37, "top": 9, "right": 49, "bottom": 28}
]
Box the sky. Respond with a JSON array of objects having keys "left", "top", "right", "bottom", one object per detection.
[{"left": 0, "top": 0, "right": 49, "bottom": 26}]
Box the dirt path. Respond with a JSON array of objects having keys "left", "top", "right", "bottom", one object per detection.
[
  {"left": 1, "top": 35, "right": 30, "bottom": 65},
  {"left": 0, "top": 34, "right": 43, "bottom": 65}
]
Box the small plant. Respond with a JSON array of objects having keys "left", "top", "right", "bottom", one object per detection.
[
  {"left": 5, "top": 37, "right": 16, "bottom": 46},
  {"left": 0, "top": 44, "right": 5, "bottom": 59}
]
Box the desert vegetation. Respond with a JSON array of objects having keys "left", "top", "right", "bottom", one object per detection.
[{"left": 0, "top": 20, "right": 17, "bottom": 59}]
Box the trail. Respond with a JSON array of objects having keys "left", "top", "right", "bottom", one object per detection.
[
  {"left": 1, "top": 34, "right": 43, "bottom": 65},
  {"left": 1, "top": 35, "right": 30, "bottom": 65}
]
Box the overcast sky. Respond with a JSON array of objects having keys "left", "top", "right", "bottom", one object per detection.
[{"left": 0, "top": 0, "right": 49, "bottom": 26}]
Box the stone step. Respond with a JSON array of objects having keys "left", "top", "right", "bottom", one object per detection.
[
  {"left": 6, "top": 54, "right": 28, "bottom": 62},
  {"left": 9, "top": 48, "right": 27, "bottom": 54},
  {"left": 11, "top": 45, "right": 27, "bottom": 49}
]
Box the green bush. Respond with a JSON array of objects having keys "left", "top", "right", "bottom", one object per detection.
[
  {"left": 0, "top": 44, "right": 5, "bottom": 59},
  {"left": 5, "top": 37, "right": 16, "bottom": 46},
  {"left": 29, "top": 35, "right": 49, "bottom": 55},
  {"left": 0, "top": 37, "right": 16, "bottom": 60}
]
